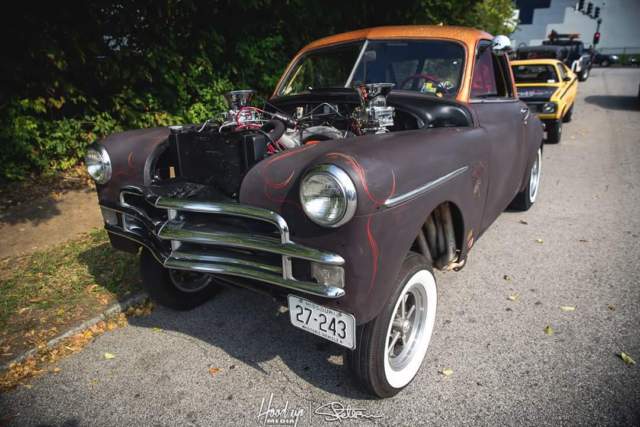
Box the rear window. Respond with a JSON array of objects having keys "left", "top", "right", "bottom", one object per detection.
[{"left": 512, "top": 64, "right": 559, "bottom": 83}]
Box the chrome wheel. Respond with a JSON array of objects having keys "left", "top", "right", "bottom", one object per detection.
[
  {"left": 529, "top": 148, "right": 542, "bottom": 203},
  {"left": 168, "top": 269, "right": 213, "bottom": 293},
  {"left": 383, "top": 269, "right": 437, "bottom": 388}
]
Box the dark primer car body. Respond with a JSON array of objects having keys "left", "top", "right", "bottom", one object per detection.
[{"left": 89, "top": 26, "right": 543, "bottom": 397}]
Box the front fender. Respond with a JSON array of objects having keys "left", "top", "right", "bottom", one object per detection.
[
  {"left": 240, "top": 127, "right": 487, "bottom": 323},
  {"left": 96, "top": 127, "right": 170, "bottom": 204}
]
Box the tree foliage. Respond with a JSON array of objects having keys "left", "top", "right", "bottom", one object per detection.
[{"left": 0, "top": 0, "right": 515, "bottom": 181}]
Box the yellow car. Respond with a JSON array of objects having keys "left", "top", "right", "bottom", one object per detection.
[{"left": 511, "top": 59, "right": 578, "bottom": 143}]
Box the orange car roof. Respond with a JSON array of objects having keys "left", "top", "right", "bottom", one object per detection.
[
  {"left": 299, "top": 25, "right": 493, "bottom": 54},
  {"left": 276, "top": 25, "right": 495, "bottom": 102}
]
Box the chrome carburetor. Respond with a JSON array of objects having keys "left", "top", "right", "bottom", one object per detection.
[{"left": 354, "top": 83, "right": 395, "bottom": 134}]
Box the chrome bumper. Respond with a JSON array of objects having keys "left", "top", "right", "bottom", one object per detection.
[{"left": 102, "top": 188, "right": 346, "bottom": 299}]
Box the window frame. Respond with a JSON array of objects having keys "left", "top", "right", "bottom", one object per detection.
[
  {"left": 470, "top": 39, "right": 518, "bottom": 103},
  {"left": 274, "top": 38, "right": 468, "bottom": 99}
]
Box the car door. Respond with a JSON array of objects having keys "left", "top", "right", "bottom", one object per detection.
[
  {"left": 467, "top": 40, "right": 529, "bottom": 230},
  {"left": 558, "top": 63, "right": 578, "bottom": 109}
]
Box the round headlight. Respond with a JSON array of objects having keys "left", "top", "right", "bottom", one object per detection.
[
  {"left": 542, "top": 102, "right": 557, "bottom": 113},
  {"left": 85, "top": 145, "right": 112, "bottom": 184},
  {"left": 300, "top": 165, "right": 357, "bottom": 228}
]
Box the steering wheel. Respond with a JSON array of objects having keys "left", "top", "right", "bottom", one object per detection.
[{"left": 399, "top": 73, "right": 444, "bottom": 93}]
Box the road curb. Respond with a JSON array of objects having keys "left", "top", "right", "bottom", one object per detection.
[{"left": 1, "top": 291, "right": 149, "bottom": 372}]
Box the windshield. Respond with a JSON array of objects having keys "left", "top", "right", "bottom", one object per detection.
[
  {"left": 512, "top": 64, "right": 559, "bottom": 83},
  {"left": 279, "top": 40, "right": 466, "bottom": 98}
]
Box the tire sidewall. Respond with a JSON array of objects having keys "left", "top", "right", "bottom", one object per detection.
[{"left": 368, "top": 254, "right": 437, "bottom": 394}]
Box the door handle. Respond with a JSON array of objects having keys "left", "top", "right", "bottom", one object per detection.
[{"left": 520, "top": 107, "right": 530, "bottom": 121}]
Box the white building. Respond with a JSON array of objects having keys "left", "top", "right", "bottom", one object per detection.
[{"left": 512, "top": 0, "right": 640, "bottom": 54}]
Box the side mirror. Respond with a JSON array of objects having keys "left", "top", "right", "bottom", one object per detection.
[{"left": 492, "top": 35, "right": 512, "bottom": 55}]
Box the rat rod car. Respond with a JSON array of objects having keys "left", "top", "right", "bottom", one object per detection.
[
  {"left": 512, "top": 59, "right": 578, "bottom": 143},
  {"left": 86, "top": 26, "right": 543, "bottom": 397}
]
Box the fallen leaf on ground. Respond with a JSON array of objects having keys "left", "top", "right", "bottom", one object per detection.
[
  {"left": 535, "top": 239, "right": 544, "bottom": 244},
  {"left": 103, "top": 352, "right": 116, "bottom": 360},
  {"left": 619, "top": 352, "right": 636, "bottom": 365},
  {"left": 519, "top": 219, "right": 528, "bottom": 225},
  {"left": 578, "top": 239, "right": 589, "bottom": 243},
  {"left": 507, "top": 294, "right": 520, "bottom": 301},
  {"left": 544, "top": 325, "right": 554, "bottom": 336},
  {"left": 440, "top": 368, "right": 453, "bottom": 377},
  {"left": 209, "top": 367, "right": 222, "bottom": 376},
  {"left": 85, "top": 284, "right": 98, "bottom": 293},
  {"left": 607, "top": 304, "right": 616, "bottom": 311},
  {"left": 503, "top": 275, "right": 511, "bottom": 281},
  {"left": 152, "top": 327, "right": 163, "bottom": 333},
  {"left": 560, "top": 306, "right": 576, "bottom": 312},
  {"left": 51, "top": 367, "right": 61, "bottom": 373}
]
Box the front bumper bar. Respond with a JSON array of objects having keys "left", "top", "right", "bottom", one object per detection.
[{"left": 102, "top": 187, "right": 346, "bottom": 299}]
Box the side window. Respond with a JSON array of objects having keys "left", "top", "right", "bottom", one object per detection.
[
  {"left": 471, "top": 41, "right": 514, "bottom": 99},
  {"left": 471, "top": 42, "right": 498, "bottom": 98},
  {"left": 557, "top": 64, "right": 567, "bottom": 81},
  {"left": 496, "top": 55, "right": 515, "bottom": 98}
]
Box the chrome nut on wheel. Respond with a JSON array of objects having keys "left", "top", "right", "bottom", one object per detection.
[{"left": 347, "top": 253, "right": 437, "bottom": 397}]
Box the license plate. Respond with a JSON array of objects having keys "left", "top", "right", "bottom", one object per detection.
[{"left": 287, "top": 295, "right": 356, "bottom": 350}]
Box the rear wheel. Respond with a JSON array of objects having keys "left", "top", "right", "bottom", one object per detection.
[
  {"left": 510, "top": 147, "right": 542, "bottom": 211},
  {"left": 347, "top": 253, "right": 437, "bottom": 397},
  {"left": 546, "top": 120, "right": 562, "bottom": 144},
  {"left": 140, "top": 249, "right": 217, "bottom": 310},
  {"left": 579, "top": 68, "right": 589, "bottom": 81}
]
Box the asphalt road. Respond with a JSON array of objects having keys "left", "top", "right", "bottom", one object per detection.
[{"left": 2, "top": 68, "right": 640, "bottom": 427}]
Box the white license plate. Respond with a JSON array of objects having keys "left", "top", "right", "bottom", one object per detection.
[{"left": 287, "top": 295, "right": 356, "bottom": 350}]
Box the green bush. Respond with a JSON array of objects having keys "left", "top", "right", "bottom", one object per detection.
[{"left": 1, "top": 0, "right": 515, "bottom": 181}]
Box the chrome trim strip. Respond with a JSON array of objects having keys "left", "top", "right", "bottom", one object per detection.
[
  {"left": 158, "top": 221, "right": 345, "bottom": 265},
  {"left": 170, "top": 248, "right": 282, "bottom": 275},
  {"left": 384, "top": 166, "right": 469, "bottom": 208},
  {"left": 155, "top": 197, "right": 290, "bottom": 243},
  {"left": 164, "top": 258, "right": 345, "bottom": 298}
]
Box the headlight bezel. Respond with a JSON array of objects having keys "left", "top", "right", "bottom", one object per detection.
[
  {"left": 299, "top": 164, "right": 357, "bottom": 228},
  {"left": 85, "top": 144, "right": 112, "bottom": 185},
  {"left": 542, "top": 102, "right": 557, "bottom": 113}
]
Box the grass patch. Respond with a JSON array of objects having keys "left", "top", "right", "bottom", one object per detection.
[{"left": 0, "top": 229, "right": 140, "bottom": 365}]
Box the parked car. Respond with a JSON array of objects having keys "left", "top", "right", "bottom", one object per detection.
[
  {"left": 86, "top": 26, "right": 543, "bottom": 397},
  {"left": 517, "top": 34, "right": 592, "bottom": 81},
  {"left": 512, "top": 59, "right": 578, "bottom": 143},
  {"left": 592, "top": 51, "right": 619, "bottom": 67}
]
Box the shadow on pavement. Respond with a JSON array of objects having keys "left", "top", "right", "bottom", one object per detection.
[
  {"left": 0, "top": 194, "right": 63, "bottom": 226},
  {"left": 127, "top": 287, "right": 374, "bottom": 400},
  {"left": 584, "top": 95, "right": 640, "bottom": 111}
]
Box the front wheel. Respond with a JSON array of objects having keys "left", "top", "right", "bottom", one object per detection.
[
  {"left": 347, "top": 253, "right": 437, "bottom": 397},
  {"left": 546, "top": 120, "right": 562, "bottom": 143},
  {"left": 510, "top": 147, "right": 542, "bottom": 211},
  {"left": 140, "top": 249, "right": 217, "bottom": 310}
]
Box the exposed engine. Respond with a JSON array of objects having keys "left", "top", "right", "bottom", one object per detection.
[{"left": 155, "top": 85, "right": 397, "bottom": 198}]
